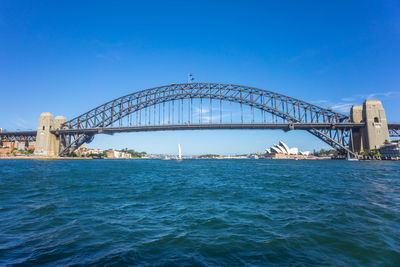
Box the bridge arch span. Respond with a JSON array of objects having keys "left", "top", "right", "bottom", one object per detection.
[{"left": 58, "top": 83, "right": 351, "bottom": 156}]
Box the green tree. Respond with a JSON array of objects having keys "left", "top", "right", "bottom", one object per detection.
[{"left": 120, "top": 148, "right": 147, "bottom": 158}]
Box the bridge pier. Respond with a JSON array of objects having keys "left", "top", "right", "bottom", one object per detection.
[
  {"left": 350, "top": 105, "right": 364, "bottom": 152},
  {"left": 53, "top": 115, "right": 66, "bottom": 155},
  {"left": 351, "top": 100, "right": 390, "bottom": 153},
  {"left": 33, "top": 112, "right": 66, "bottom": 156}
]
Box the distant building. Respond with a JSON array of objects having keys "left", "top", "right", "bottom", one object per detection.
[
  {"left": 0, "top": 147, "right": 12, "bottom": 157},
  {"left": 380, "top": 143, "right": 400, "bottom": 159},
  {"left": 266, "top": 141, "right": 300, "bottom": 155},
  {"left": 28, "top": 141, "right": 35, "bottom": 150},
  {"left": 105, "top": 150, "right": 131, "bottom": 159},
  {"left": 1, "top": 141, "right": 14, "bottom": 149},
  {"left": 265, "top": 141, "right": 309, "bottom": 159},
  {"left": 15, "top": 141, "right": 26, "bottom": 150},
  {"left": 0, "top": 140, "right": 34, "bottom": 155},
  {"left": 105, "top": 150, "right": 115, "bottom": 158},
  {"left": 115, "top": 151, "right": 131, "bottom": 159},
  {"left": 76, "top": 147, "right": 104, "bottom": 156}
]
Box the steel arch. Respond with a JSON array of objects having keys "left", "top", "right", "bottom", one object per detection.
[{"left": 58, "top": 83, "right": 351, "bottom": 156}]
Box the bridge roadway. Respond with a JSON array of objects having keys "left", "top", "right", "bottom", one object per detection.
[
  {"left": 389, "top": 123, "right": 400, "bottom": 130},
  {"left": 1, "top": 123, "right": 399, "bottom": 135},
  {"left": 52, "top": 123, "right": 365, "bottom": 135},
  {"left": 0, "top": 130, "right": 37, "bottom": 136},
  {"left": 0, "top": 130, "right": 37, "bottom": 141},
  {"left": 1, "top": 123, "right": 399, "bottom": 141}
]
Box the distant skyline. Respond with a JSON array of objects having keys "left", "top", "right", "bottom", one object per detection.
[{"left": 1, "top": 1, "right": 399, "bottom": 154}]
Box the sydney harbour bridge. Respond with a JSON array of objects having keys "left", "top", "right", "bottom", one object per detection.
[{"left": 1, "top": 83, "right": 399, "bottom": 157}]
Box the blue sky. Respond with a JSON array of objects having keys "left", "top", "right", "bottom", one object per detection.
[{"left": 1, "top": 0, "right": 399, "bottom": 155}]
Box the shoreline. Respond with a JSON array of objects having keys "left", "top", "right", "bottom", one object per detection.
[
  {"left": 1, "top": 156, "right": 399, "bottom": 161},
  {"left": 0, "top": 156, "right": 91, "bottom": 160},
  {"left": 0, "top": 156, "right": 148, "bottom": 160}
]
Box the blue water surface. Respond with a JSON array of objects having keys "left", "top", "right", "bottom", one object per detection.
[{"left": 0, "top": 159, "right": 399, "bottom": 266}]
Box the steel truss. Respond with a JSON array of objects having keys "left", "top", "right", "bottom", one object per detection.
[
  {"left": 0, "top": 131, "right": 37, "bottom": 143},
  {"left": 388, "top": 123, "right": 400, "bottom": 138},
  {"left": 389, "top": 129, "right": 400, "bottom": 137},
  {"left": 57, "top": 83, "right": 355, "bottom": 156}
]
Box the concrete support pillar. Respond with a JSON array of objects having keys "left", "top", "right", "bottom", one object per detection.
[
  {"left": 52, "top": 116, "right": 66, "bottom": 155},
  {"left": 34, "top": 112, "right": 54, "bottom": 156},
  {"left": 350, "top": 100, "right": 390, "bottom": 153},
  {"left": 34, "top": 113, "right": 67, "bottom": 157},
  {"left": 350, "top": 105, "right": 364, "bottom": 153},
  {"left": 362, "top": 100, "right": 390, "bottom": 150}
]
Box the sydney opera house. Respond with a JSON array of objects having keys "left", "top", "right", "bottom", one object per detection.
[{"left": 265, "top": 141, "right": 310, "bottom": 159}]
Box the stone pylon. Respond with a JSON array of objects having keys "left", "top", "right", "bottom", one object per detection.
[
  {"left": 34, "top": 112, "right": 66, "bottom": 156},
  {"left": 52, "top": 116, "right": 67, "bottom": 155},
  {"left": 362, "top": 99, "right": 390, "bottom": 150},
  {"left": 350, "top": 99, "right": 390, "bottom": 153}
]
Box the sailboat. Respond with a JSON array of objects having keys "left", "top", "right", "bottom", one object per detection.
[
  {"left": 177, "top": 144, "right": 182, "bottom": 161},
  {"left": 346, "top": 151, "right": 359, "bottom": 161}
]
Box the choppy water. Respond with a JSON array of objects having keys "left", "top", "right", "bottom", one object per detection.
[{"left": 0, "top": 159, "right": 399, "bottom": 266}]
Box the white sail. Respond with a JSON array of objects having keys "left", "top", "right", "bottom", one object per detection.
[
  {"left": 346, "top": 151, "right": 358, "bottom": 161},
  {"left": 178, "top": 144, "right": 182, "bottom": 160}
]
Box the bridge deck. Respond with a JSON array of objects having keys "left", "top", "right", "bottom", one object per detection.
[
  {"left": 1, "top": 123, "right": 398, "bottom": 136},
  {"left": 52, "top": 123, "right": 365, "bottom": 135},
  {"left": 388, "top": 123, "right": 400, "bottom": 129},
  {"left": 0, "top": 130, "right": 37, "bottom": 136}
]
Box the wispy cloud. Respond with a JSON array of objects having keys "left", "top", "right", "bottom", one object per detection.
[
  {"left": 311, "top": 100, "right": 329, "bottom": 104},
  {"left": 194, "top": 107, "right": 222, "bottom": 115},
  {"left": 360, "top": 91, "right": 397, "bottom": 99},
  {"left": 317, "top": 90, "right": 400, "bottom": 113},
  {"left": 330, "top": 103, "right": 354, "bottom": 113},
  {"left": 341, "top": 97, "right": 356, "bottom": 102},
  {"left": 195, "top": 107, "right": 210, "bottom": 114},
  {"left": 200, "top": 114, "right": 230, "bottom": 123},
  {"left": 12, "top": 117, "right": 30, "bottom": 130}
]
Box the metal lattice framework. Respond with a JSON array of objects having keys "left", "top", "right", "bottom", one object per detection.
[
  {"left": 57, "top": 83, "right": 354, "bottom": 156},
  {"left": 0, "top": 131, "right": 36, "bottom": 142},
  {"left": 389, "top": 124, "right": 400, "bottom": 138}
]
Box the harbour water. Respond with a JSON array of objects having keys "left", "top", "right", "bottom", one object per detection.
[{"left": 0, "top": 159, "right": 399, "bottom": 265}]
